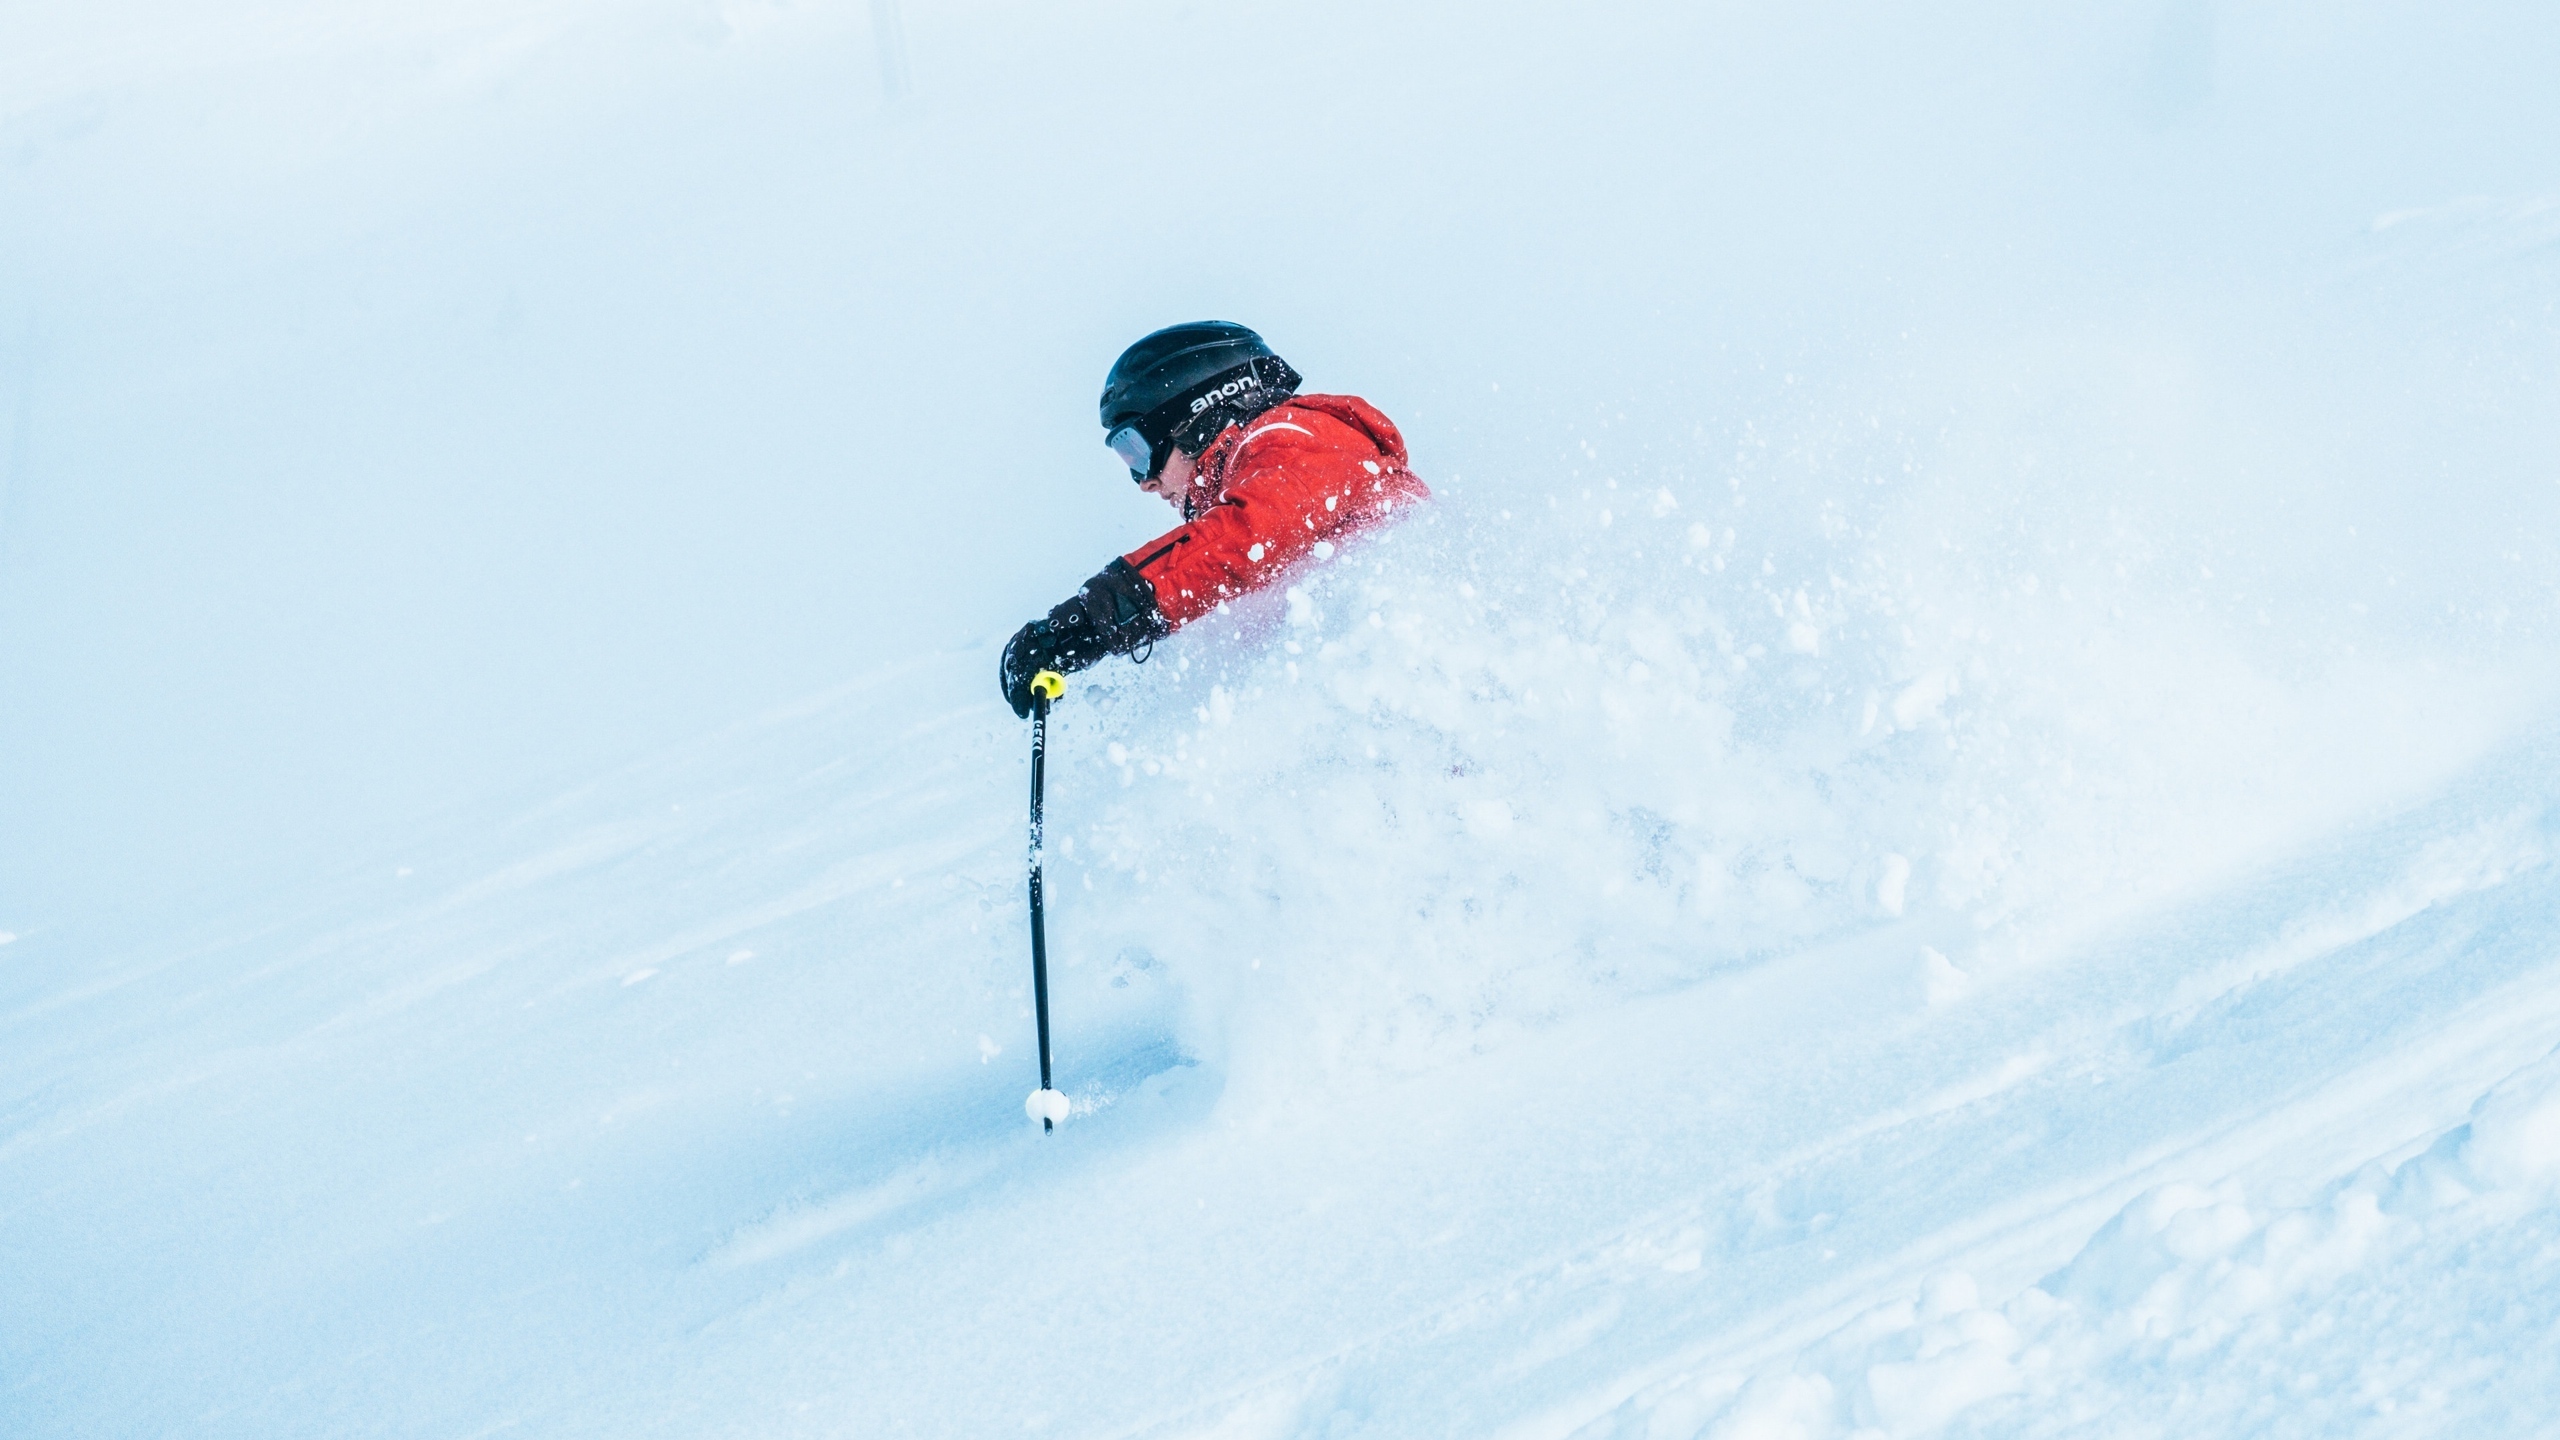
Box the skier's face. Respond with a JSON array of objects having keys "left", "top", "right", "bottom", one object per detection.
[{"left": 1138, "top": 447, "right": 1197, "bottom": 514}]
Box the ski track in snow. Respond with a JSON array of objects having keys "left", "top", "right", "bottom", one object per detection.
[{"left": 9, "top": 1, "right": 2560, "bottom": 1436}]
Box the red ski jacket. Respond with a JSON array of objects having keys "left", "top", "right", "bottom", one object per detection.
[{"left": 1121, "top": 394, "right": 1429, "bottom": 628}]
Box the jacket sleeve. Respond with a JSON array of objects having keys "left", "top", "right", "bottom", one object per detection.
[{"left": 1120, "top": 416, "right": 1413, "bottom": 628}]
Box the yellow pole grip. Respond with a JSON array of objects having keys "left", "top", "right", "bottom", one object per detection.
[{"left": 1031, "top": 670, "right": 1066, "bottom": 701}]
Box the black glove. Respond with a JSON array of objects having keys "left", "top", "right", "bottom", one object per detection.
[{"left": 1000, "top": 559, "right": 1171, "bottom": 717}]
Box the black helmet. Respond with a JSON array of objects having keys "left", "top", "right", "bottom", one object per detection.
[{"left": 1099, "top": 321, "right": 1301, "bottom": 479}]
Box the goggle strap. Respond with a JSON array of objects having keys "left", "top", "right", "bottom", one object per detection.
[
  {"left": 1129, "top": 356, "right": 1301, "bottom": 449},
  {"left": 1107, "top": 356, "right": 1302, "bottom": 482}
]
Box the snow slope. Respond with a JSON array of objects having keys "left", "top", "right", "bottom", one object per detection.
[{"left": 7, "top": 1, "right": 2560, "bottom": 1436}]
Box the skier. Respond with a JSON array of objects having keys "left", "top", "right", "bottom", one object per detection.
[{"left": 999, "top": 321, "right": 1429, "bottom": 715}]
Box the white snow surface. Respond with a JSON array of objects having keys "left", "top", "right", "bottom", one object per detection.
[{"left": 7, "top": 1, "right": 2560, "bottom": 1436}]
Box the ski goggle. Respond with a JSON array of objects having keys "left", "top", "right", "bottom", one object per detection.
[
  {"left": 1106, "top": 423, "right": 1156, "bottom": 479},
  {"left": 1103, "top": 356, "right": 1298, "bottom": 482}
]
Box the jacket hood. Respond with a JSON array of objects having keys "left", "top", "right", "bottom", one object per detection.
[{"left": 1191, "top": 394, "right": 1409, "bottom": 512}]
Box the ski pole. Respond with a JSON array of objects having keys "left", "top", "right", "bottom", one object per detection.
[{"left": 1024, "top": 669, "right": 1069, "bottom": 1132}]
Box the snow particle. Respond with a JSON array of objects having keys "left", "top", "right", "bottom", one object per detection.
[
  {"left": 1877, "top": 854, "right": 1912, "bottom": 915},
  {"left": 1892, "top": 672, "right": 1950, "bottom": 728},
  {"left": 622, "top": 969, "right": 657, "bottom": 986},
  {"left": 1921, "top": 947, "right": 1968, "bottom": 1006},
  {"left": 726, "top": 949, "right": 755, "bottom": 965}
]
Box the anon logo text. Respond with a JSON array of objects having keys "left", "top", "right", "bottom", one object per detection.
[{"left": 1189, "top": 372, "right": 1263, "bottom": 415}]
